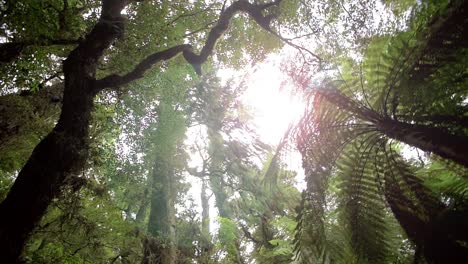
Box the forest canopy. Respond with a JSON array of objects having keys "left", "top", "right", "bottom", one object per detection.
[{"left": 0, "top": 0, "right": 467, "bottom": 263}]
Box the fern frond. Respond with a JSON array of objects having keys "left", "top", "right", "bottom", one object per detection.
[{"left": 335, "top": 139, "right": 394, "bottom": 263}]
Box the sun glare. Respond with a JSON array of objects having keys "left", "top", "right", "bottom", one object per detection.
[{"left": 243, "top": 60, "right": 305, "bottom": 145}]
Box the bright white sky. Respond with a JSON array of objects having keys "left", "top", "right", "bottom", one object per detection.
[
  {"left": 219, "top": 54, "right": 306, "bottom": 145},
  {"left": 241, "top": 58, "right": 305, "bottom": 145}
]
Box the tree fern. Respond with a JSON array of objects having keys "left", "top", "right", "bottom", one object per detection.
[{"left": 293, "top": 1, "right": 468, "bottom": 262}]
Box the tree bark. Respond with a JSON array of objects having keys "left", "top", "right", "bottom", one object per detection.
[
  {"left": 384, "top": 166, "right": 468, "bottom": 264},
  {"left": 0, "top": 83, "right": 96, "bottom": 263},
  {"left": 0, "top": 0, "right": 128, "bottom": 262},
  {"left": 376, "top": 119, "right": 468, "bottom": 167},
  {"left": 199, "top": 180, "right": 213, "bottom": 263},
  {"left": 143, "top": 102, "right": 185, "bottom": 264},
  {"left": 319, "top": 89, "right": 468, "bottom": 167}
]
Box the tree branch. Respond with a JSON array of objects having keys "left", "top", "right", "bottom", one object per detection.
[
  {"left": 97, "top": 0, "right": 287, "bottom": 89},
  {"left": 0, "top": 39, "right": 80, "bottom": 63},
  {"left": 95, "top": 44, "right": 191, "bottom": 89}
]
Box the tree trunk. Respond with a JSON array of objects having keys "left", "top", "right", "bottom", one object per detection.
[
  {"left": 199, "top": 180, "right": 212, "bottom": 263},
  {"left": 143, "top": 160, "right": 176, "bottom": 264},
  {"left": 319, "top": 90, "right": 468, "bottom": 167},
  {"left": 384, "top": 168, "right": 468, "bottom": 264},
  {"left": 143, "top": 102, "right": 186, "bottom": 264},
  {"left": 376, "top": 119, "right": 468, "bottom": 167},
  {"left": 207, "top": 127, "right": 244, "bottom": 264},
  {"left": 0, "top": 80, "right": 96, "bottom": 263},
  {"left": 201, "top": 181, "right": 210, "bottom": 237},
  {"left": 0, "top": 1, "right": 127, "bottom": 261}
]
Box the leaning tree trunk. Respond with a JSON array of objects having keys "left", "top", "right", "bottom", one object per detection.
[
  {"left": 0, "top": 1, "right": 128, "bottom": 262},
  {"left": 383, "top": 163, "right": 468, "bottom": 264},
  {"left": 376, "top": 119, "right": 468, "bottom": 167},
  {"left": 319, "top": 89, "right": 468, "bottom": 167}
]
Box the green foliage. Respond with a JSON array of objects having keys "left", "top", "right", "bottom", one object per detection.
[
  {"left": 25, "top": 186, "right": 143, "bottom": 263},
  {"left": 336, "top": 142, "right": 399, "bottom": 263},
  {"left": 0, "top": 0, "right": 98, "bottom": 91},
  {"left": 420, "top": 161, "right": 468, "bottom": 201},
  {"left": 0, "top": 84, "right": 62, "bottom": 192},
  {"left": 217, "top": 217, "right": 239, "bottom": 262}
]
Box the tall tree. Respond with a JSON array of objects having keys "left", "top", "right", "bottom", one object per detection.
[
  {"left": 0, "top": 0, "right": 289, "bottom": 262},
  {"left": 143, "top": 98, "right": 187, "bottom": 264}
]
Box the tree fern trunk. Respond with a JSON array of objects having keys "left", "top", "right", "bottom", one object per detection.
[
  {"left": 384, "top": 162, "right": 468, "bottom": 264},
  {"left": 319, "top": 90, "right": 468, "bottom": 167},
  {"left": 377, "top": 119, "right": 468, "bottom": 167}
]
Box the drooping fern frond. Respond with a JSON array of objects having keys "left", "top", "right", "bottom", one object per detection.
[
  {"left": 422, "top": 160, "right": 468, "bottom": 201},
  {"left": 293, "top": 93, "right": 384, "bottom": 263},
  {"left": 335, "top": 139, "right": 395, "bottom": 263},
  {"left": 334, "top": 0, "right": 468, "bottom": 125}
]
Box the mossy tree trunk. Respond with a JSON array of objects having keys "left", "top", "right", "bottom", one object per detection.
[{"left": 143, "top": 102, "right": 186, "bottom": 264}]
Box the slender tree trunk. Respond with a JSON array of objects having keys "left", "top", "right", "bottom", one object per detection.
[
  {"left": 207, "top": 127, "right": 244, "bottom": 264},
  {"left": 199, "top": 180, "right": 212, "bottom": 263},
  {"left": 0, "top": 1, "right": 127, "bottom": 262},
  {"left": 201, "top": 181, "right": 210, "bottom": 237},
  {"left": 207, "top": 128, "right": 229, "bottom": 216}
]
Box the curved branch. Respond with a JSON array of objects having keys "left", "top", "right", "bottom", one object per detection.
[
  {"left": 97, "top": 0, "right": 289, "bottom": 89},
  {"left": 95, "top": 44, "right": 192, "bottom": 89}
]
